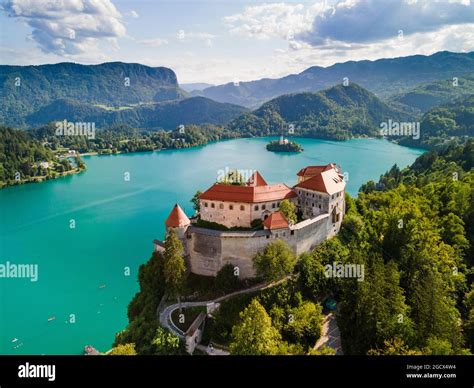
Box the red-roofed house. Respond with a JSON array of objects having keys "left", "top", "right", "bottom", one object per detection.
[
  {"left": 199, "top": 171, "right": 297, "bottom": 228},
  {"left": 295, "top": 164, "right": 345, "bottom": 220}
]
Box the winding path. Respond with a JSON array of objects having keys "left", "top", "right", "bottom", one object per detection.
[{"left": 158, "top": 276, "right": 291, "bottom": 355}]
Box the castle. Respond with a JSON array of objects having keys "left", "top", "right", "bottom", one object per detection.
[{"left": 154, "top": 164, "right": 346, "bottom": 279}]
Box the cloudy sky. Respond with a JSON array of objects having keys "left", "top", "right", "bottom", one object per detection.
[{"left": 0, "top": 0, "right": 473, "bottom": 84}]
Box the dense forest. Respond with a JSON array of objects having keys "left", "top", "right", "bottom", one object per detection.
[
  {"left": 113, "top": 140, "right": 474, "bottom": 355},
  {"left": 398, "top": 95, "right": 474, "bottom": 149},
  {"left": 30, "top": 123, "right": 238, "bottom": 154},
  {"left": 228, "top": 83, "right": 404, "bottom": 140},
  {"left": 0, "top": 126, "right": 79, "bottom": 188},
  {"left": 390, "top": 73, "right": 474, "bottom": 113},
  {"left": 25, "top": 96, "right": 247, "bottom": 130},
  {"left": 0, "top": 62, "right": 186, "bottom": 127}
]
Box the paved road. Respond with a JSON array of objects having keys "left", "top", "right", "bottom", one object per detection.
[
  {"left": 314, "top": 312, "right": 344, "bottom": 355},
  {"left": 158, "top": 276, "right": 291, "bottom": 355}
]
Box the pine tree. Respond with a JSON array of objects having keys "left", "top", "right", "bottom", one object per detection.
[{"left": 163, "top": 229, "right": 186, "bottom": 306}]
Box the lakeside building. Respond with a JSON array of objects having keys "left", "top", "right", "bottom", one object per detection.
[{"left": 155, "top": 164, "right": 346, "bottom": 278}]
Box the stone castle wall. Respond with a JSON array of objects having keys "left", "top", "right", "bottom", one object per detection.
[{"left": 185, "top": 213, "right": 334, "bottom": 278}]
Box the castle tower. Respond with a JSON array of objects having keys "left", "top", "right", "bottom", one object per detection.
[{"left": 165, "top": 203, "right": 191, "bottom": 239}]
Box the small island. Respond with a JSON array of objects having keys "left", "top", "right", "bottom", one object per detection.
[{"left": 266, "top": 136, "right": 303, "bottom": 153}]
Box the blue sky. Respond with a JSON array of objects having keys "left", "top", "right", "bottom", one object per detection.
[{"left": 0, "top": 0, "right": 473, "bottom": 84}]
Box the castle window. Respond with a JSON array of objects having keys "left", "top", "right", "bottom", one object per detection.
[
  {"left": 275, "top": 234, "right": 279, "bottom": 238},
  {"left": 211, "top": 203, "right": 215, "bottom": 208},
  {"left": 312, "top": 194, "right": 315, "bottom": 198},
  {"left": 332, "top": 195, "right": 335, "bottom": 200},
  {"left": 272, "top": 203, "right": 276, "bottom": 209},
  {"left": 229, "top": 204, "right": 233, "bottom": 210},
  {"left": 240, "top": 205, "right": 245, "bottom": 211},
  {"left": 204, "top": 202, "right": 208, "bottom": 207},
  {"left": 255, "top": 205, "right": 259, "bottom": 211},
  {"left": 219, "top": 203, "right": 224, "bottom": 209},
  {"left": 312, "top": 203, "right": 314, "bottom": 207},
  {"left": 266, "top": 235, "right": 270, "bottom": 239},
  {"left": 319, "top": 204, "right": 321, "bottom": 209},
  {"left": 277, "top": 202, "right": 281, "bottom": 207},
  {"left": 291, "top": 230, "right": 295, "bottom": 236},
  {"left": 262, "top": 204, "right": 266, "bottom": 210}
]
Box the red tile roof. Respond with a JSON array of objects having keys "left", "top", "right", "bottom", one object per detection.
[
  {"left": 247, "top": 171, "right": 268, "bottom": 187},
  {"left": 165, "top": 204, "right": 191, "bottom": 227},
  {"left": 296, "top": 164, "right": 335, "bottom": 177},
  {"left": 200, "top": 183, "right": 297, "bottom": 203},
  {"left": 263, "top": 212, "right": 289, "bottom": 230},
  {"left": 295, "top": 166, "right": 345, "bottom": 195}
]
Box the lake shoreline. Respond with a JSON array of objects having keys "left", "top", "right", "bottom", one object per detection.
[{"left": 1, "top": 134, "right": 427, "bottom": 190}]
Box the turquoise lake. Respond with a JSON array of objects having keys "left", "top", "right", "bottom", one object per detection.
[{"left": 0, "top": 137, "right": 424, "bottom": 355}]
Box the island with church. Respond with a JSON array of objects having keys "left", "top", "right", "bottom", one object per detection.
[{"left": 266, "top": 136, "right": 303, "bottom": 153}]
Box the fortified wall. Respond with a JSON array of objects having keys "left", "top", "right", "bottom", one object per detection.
[
  {"left": 166, "top": 213, "right": 336, "bottom": 278},
  {"left": 155, "top": 164, "right": 345, "bottom": 279}
]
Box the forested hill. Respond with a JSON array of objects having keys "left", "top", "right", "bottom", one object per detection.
[
  {"left": 228, "top": 83, "right": 402, "bottom": 140},
  {"left": 0, "top": 62, "right": 188, "bottom": 127},
  {"left": 25, "top": 97, "right": 247, "bottom": 130},
  {"left": 389, "top": 73, "right": 474, "bottom": 114},
  {"left": 328, "top": 140, "right": 474, "bottom": 354},
  {"left": 0, "top": 126, "right": 74, "bottom": 188},
  {"left": 397, "top": 94, "right": 474, "bottom": 149}
]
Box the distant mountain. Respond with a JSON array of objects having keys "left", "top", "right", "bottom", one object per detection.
[
  {"left": 26, "top": 96, "right": 247, "bottom": 130},
  {"left": 0, "top": 62, "right": 188, "bottom": 127},
  {"left": 180, "top": 83, "right": 214, "bottom": 92},
  {"left": 193, "top": 51, "right": 474, "bottom": 108},
  {"left": 398, "top": 94, "right": 474, "bottom": 149},
  {"left": 389, "top": 73, "right": 474, "bottom": 113},
  {"left": 228, "top": 83, "right": 403, "bottom": 140}
]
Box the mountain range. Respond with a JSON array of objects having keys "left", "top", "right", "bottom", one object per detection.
[
  {"left": 1, "top": 51, "right": 473, "bottom": 136},
  {"left": 0, "top": 62, "right": 244, "bottom": 128},
  {"left": 193, "top": 51, "right": 474, "bottom": 108}
]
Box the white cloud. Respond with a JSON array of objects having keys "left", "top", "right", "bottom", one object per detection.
[
  {"left": 138, "top": 38, "right": 168, "bottom": 47},
  {"left": 300, "top": 0, "right": 474, "bottom": 45},
  {"left": 272, "top": 23, "right": 474, "bottom": 74},
  {"left": 129, "top": 10, "right": 139, "bottom": 18},
  {"left": 176, "top": 31, "right": 216, "bottom": 47},
  {"left": 223, "top": 2, "right": 325, "bottom": 40},
  {"left": 2, "top": 0, "right": 126, "bottom": 56},
  {"left": 224, "top": 0, "right": 474, "bottom": 46}
]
